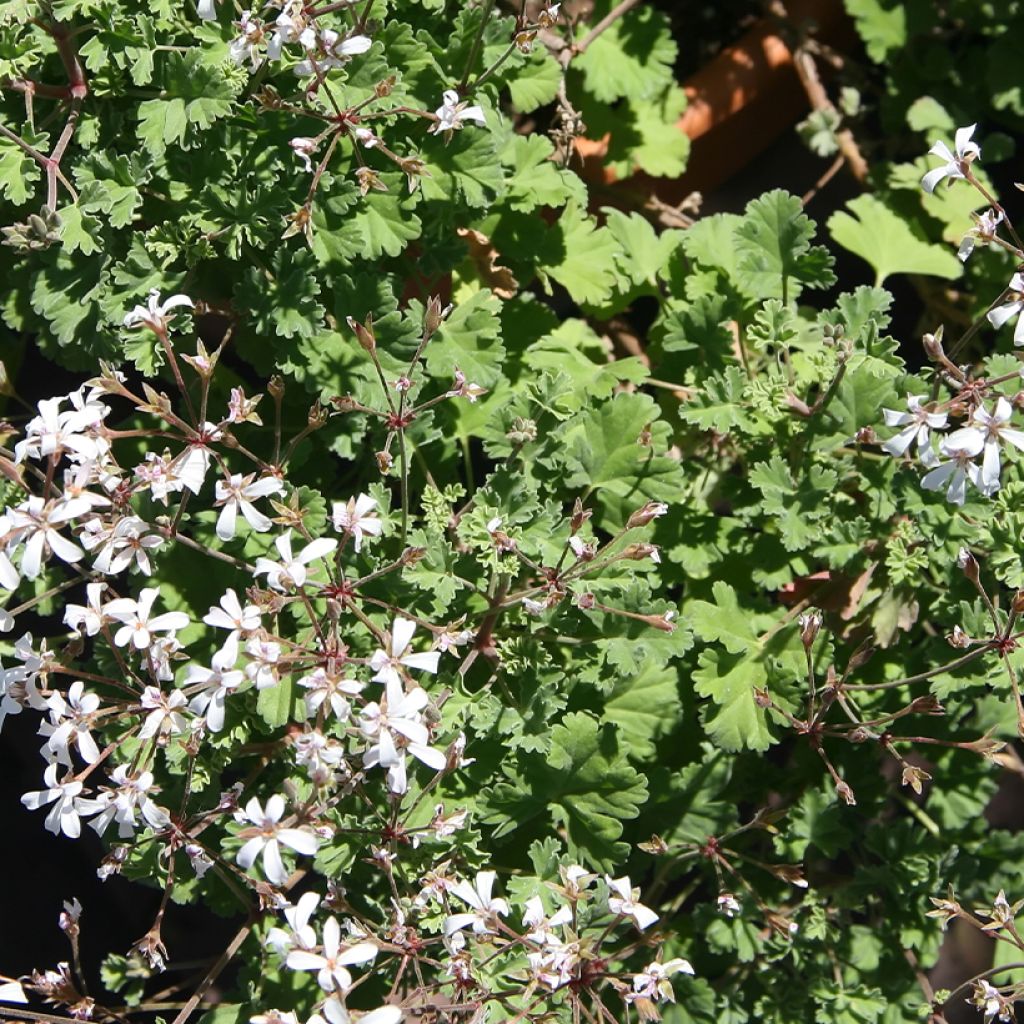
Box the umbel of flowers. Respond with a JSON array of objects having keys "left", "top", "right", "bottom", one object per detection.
[{"left": 0, "top": 277, "right": 689, "bottom": 1023}]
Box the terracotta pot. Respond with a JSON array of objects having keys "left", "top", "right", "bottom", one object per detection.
[{"left": 575, "top": 0, "right": 858, "bottom": 201}]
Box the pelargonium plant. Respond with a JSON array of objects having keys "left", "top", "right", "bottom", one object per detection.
[{"left": 7, "top": 1, "right": 1024, "bottom": 1023}]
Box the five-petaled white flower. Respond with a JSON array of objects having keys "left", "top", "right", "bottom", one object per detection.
[
  {"left": 359, "top": 677, "right": 446, "bottom": 794},
  {"left": 443, "top": 870, "right": 510, "bottom": 936},
  {"left": 943, "top": 397, "right": 1024, "bottom": 497},
  {"left": 21, "top": 762, "right": 89, "bottom": 838},
  {"left": 7, "top": 496, "right": 88, "bottom": 580},
  {"left": 123, "top": 289, "right": 194, "bottom": 334},
  {"left": 606, "top": 874, "right": 659, "bottom": 931},
  {"left": 235, "top": 794, "right": 320, "bottom": 885},
  {"left": 921, "top": 432, "right": 985, "bottom": 506},
  {"left": 138, "top": 686, "right": 188, "bottom": 741},
  {"left": 204, "top": 589, "right": 261, "bottom": 637},
  {"left": 64, "top": 582, "right": 107, "bottom": 637},
  {"left": 331, "top": 494, "right": 382, "bottom": 552},
  {"left": 369, "top": 616, "right": 440, "bottom": 686},
  {"left": 255, "top": 532, "right": 337, "bottom": 591},
  {"left": 881, "top": 394, "right": 947, "bottom": 464},
  {"left": 105, "top": 588, "right": 190, "bottom": 649},
  {"left": 921, "top": 124, "right": 981, "bottom": 193},
  {"left": 988, "top": 272, "right": 1024, "bottom": 345},
  {"left": 429, "top": 90, "right": 486, "bottom": 140},
  {"left": 187, "top": 634, "right": 245, "bottom": 733},
  {"left": 215, "top": 473, "right": 284, "bottom": 541},
  {"left": 628, "top": 958, "right": 694, "bottom": 1006},
  {"left": 43, "top": 680, "right": 101, "bottom": 765},
  {"left": 285, "top": 916, "right": 378, "bottom": 992},
  {"left": 266, "top": 891, "right": 319, "bottom": 955}
]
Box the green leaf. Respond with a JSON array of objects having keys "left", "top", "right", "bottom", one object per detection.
[
  {"left": 843, "top": 0, "right": 908, "bottom": 63},
  {"left": 0, "top": 126, "right": 44, "bottom": 205},
  {"left": 735, "top": 189, "right": 836, "bottom": 300},
  {"left": 507, "top": 47, "right": 561, "bottom": 112},
  {"left": 602, "top": 660, "right": 681, "bottom": 760},
  {"left": 423, "top": 289, "right": 506, "bottom": 388},
  {"left": 575, "top": 3, "right": 676, "bottom": 103},
  {"left": 827, "top": 194, "right": 961, "bottom": 285},
  {"left": 236, "top": 248, "right": 325, "bottom": 346},
  {"left": 136, "top": 51, "right": 241, "bottom": 155},
  {"left": 480, "top": 711, "right": 648, "bottom": 869},
  {"left": 535, "top": 204, "right": 622, "bottom": 305},
  {"left": 502, "top": 134, "right": 586, "bottom": 213},
  {"left": 256, "top": 677, "right": 297, "bottom": 729}
]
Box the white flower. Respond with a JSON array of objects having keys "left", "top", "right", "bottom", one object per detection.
[
  {"left": 628, "top": 958, "right": 694, "bottom": 1005},
  {"left": 988, "top": 272, "right": 1024, "bottom": 345},
  {"left": 245, "top": 638, "right": 282, "bottom": 689},
  {"left": 369, "top": 617, "right": 440, "bottom": 686},
  {"left": 197, "top": 0, "right": 217, "bottom": 19},
  {"left": 293, "top": 29, "right": 371, "bottom": 76},
  {"left": 7, "top": 496, "right": 87, "bottom": 579},
  {"left": 138, "top": 686, "right": 188, "bottom": 740},
  {"left": 959, "top": 208, "right": 1004, "bottom": 262},
  {"left": 230, "top": 11, "right": 264, "bottom": 69},
  {"left": 266, "top": 891, "right": 320, "bottom": 955},
  {"left": 881, "top": 394, "right": 947, "bottom": 463},
  {"left": 921, "top": 432, "right": 985, "bottom": 505},
  {"left": 83, "top": 766, "right": 170, "bottom": 838},
  {"left": 522, "top": 896, "right": 572, "bottom": 946},
  {"left": 64, "top": 582, "right": 107, "bottom": 636},
  {"left": 429, "top": 90, "right": 486, "bottom": 138},
  {"left": 255, "top": 532, "right": 337, "bottom": 591},
  {"left": 42, "top": 681, "right": 101, "bottom": 765},
  {"left": 331, "top": 494, "right": 382, "bottom": 552},
  {"left": 445, "top": 368, "right": 487, "bottom": 402},
  {"left": 972, "top": 979, "right": 1012, "bottom": 1023},
  {"left": 268, "top": 8, "right": 303, "bottom": 59},
  {"left": 717, "top": 892, "right": 741, "bottom": 916},
  {"left": 89, "top": 515, "right": 164, "bottom": 576},
  {"left": 14, "top": 395, "right": 102, "bottom": 465},
  {"left": 105, "top": 588, "right": 189, "bottom": 649},
  {"left": 123, "top": 289, "right": 194, "bottom": 333},
  {"left": 215, "top": 473, "right": 284, "bottom": 541},
  {"left": 443, "top": 870, "right": 510, "bottom": 936},
  {"left": 21, "top": 762, "right": 89, "bottom": 838},
  {"left": 290, "top": 137, "right": 318, "bottom": 173},
  {"left": 298, "top": 667, "right": 362, "bottom": 721},
  {"left": 173, "top": 422, "right": 223, "bottom": 494},
  {"left": 944, "top": 397, "right": 1024, "bottom": 497},
  {"left": 204, "top": 589, "right": 261, "bottom": 636},
  {"left": 285, "top": 916, "right": 378, "bottom": 993},
  {"left": 187, "top": 634, "right": 245, "bottom": 732},
  {"left": 605, "top": 875, "right": 658, "bottom": 931},
  {"left": 235, "top": 795, "right": 319, "bottom": 885},
  {"left": 921, "top": 124, "right": 980, "bottom": 193},
  {"left": 360, "top": 678, "right": 446, "bottom": 794}
]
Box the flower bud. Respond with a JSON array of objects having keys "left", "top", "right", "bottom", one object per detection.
[
  {"left": 922, "top": 326, "right": 945, "bottom": 362},
  {"left": 908, "top": 694, "right": 944, "bottom": 715},
  {"left": 376, "top": 450, "right": 393, "bottom": 473},
  {"left": 576, "top": 592, "right": 596, "bottom": 611},
  {"left": 401, "top": 546, "right": 427, "bottom": 566},
  {"left": 424, "top": 295, "right": 448, "bottom": 338},
  {"left": 854, "top": 425, "right": 877, "bottom": 444},
  {"left": 798, "top": 610, "right": 822, "bottom": 650},
  {"left": 626, "top": 500, "right": 669, "bottom": 529},
  {"left": 570, "top": 497, "right": 591, "bottom": 535},
  {"left": 375, "top": 75, "right": 397, "bottom": 97},
  {"left": 948, "top": 625, "right": 971, "bottom": 648},
  {"left": 307, "top": 402, "right": 327, "bottom": 428},
  {"left": 901, "top": 764, "right": 931, "bottom": 795},
  {"left": 268, "top": 375, "right": 286, "bottom": 399},
  {"left": 957, "top": 547, "right": 980, "bottom": 583},
  {"left": 835, "top": 779, "right": 856, "bottom": 805},
  {"left": 1014, "top": 590, "right": 1024, "bottom": 616},
  {"left": 347, "top": 313, "right": 376, "bottom": 353}
]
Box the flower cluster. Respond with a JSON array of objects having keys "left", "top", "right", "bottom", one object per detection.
[{"left": 0, "top": 286, "right": 684, "bottom": 1023}]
